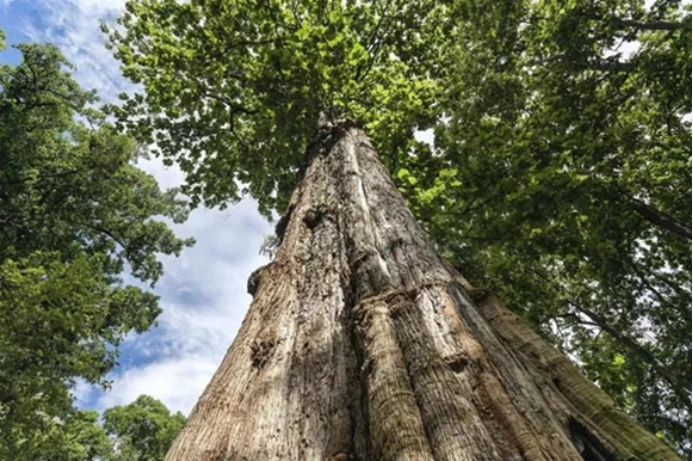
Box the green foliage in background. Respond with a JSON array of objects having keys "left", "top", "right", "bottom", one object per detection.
[
  {"left": 396, "top": 0, "right": 691, "bottom": 453},
  {"left": 103, "top": 395, "right": 186, "bottom": 461},
  {"left": 32, "top": 410, "right": 113, "bottom": 461},
  {"left": 22, "top": 395, "right": 185, "bottom": 461},
  {"left": 0, "top": 39, "right": 193, "bottom": 457}
]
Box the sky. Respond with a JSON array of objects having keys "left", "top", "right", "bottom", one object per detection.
[{"left": 0, "top": 0, "right": 273, "bottom": 415}]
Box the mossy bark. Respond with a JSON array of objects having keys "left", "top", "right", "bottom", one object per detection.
[{"left": 165, "top": 121, "right": 679, "bottom": 461}]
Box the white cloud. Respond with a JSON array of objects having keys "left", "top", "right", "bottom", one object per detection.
[
  {"left": 82, "top": 181, "right": 272, "bottom": 415},
  {"left": 13, "top": 0, "right": 131, "bottom": 102},
  {"left": 136, "top": 157, "right": 187, "bottom": 191},
  {"left": 6, "top": 0, "right": 274, "bottom": 415},
  {"left": 98, "top": 358, "right": 219, "bottom": 414},
  {"left": 72, "top": 0, "right": 126, "bottom": 13}
]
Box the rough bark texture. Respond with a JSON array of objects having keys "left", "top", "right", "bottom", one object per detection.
[{"left": 166, "top": 120, "right": 680, "bottom": 461}]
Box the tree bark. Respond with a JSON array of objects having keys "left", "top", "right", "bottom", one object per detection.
[{"left": 166, "top": 120, "right": 680, "bottom": 460}]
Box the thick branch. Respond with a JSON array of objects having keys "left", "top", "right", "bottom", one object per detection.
[
  {"left": 627, "top": 260, "right": 690, "bottom": 318},
  {"left": 615, "top": 18, "right": 686, "bottom": 31},
  {"left": 592, "top": 60, "right": 634, "bottom": 72},
  {"left": 584, "top": 14, "right": 687, "bottom": 31},
  {"left": 629, "top": 197, "right": 691, "bottom": 240}
]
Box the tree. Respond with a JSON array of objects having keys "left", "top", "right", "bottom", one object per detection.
[
  {"left": 395, "top": 0, "right": 691, "bottom": 452},
  {"left": 18, "top": 396, "right": 186, "bottom": 461},
  {"left": 107, "top": 0, "right": 681, "bottom": 459},
  {"left": 33, "top": 410, "right": 113, "bottom": 461},
  {"left": 0, "top": 39, "right": 193, "bottom": 457},
  {"left": 104, "top": 395, "right": 186, "bottom": 461}
]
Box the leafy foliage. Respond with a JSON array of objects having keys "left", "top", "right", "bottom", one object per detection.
[
  {"left": 105, "top": 0, "right": 451, "bottom": 214},
  {"left": 0, "top": 41, "right": 193, "bottom": 456},
  {"left": 396, "top": 0, "right": 691, "bottom": 453},
  {"left": 9, "top": 396, "right": 186, "bottom": 461},
  {"left": 31, "top": 410, "right": 113, "bottom": 461},
  {"left": 104, "top": 395, "right": 186, "bottom": 461}
]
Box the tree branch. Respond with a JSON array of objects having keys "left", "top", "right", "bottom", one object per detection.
[
  {"left": 591, "top": 60, "right": 634, "bottom": 72},
  {"left": 527, "top": 267, "right": 691, "bottom": 402},
  {"left": 583, "top": 14, "right": 687, "bottom": 31},
  {"left": 569, "top": 300, "right": 691, "bottom": 401},
  {"left": 615, "top": 18, "right": 686, "bottom": 31},
  {"left": 627, "top": 260, "right": 690, "bottom": 318},
  {"left": 76, "top": 221, "right": 131, "bottom": 258},
  {"left": 629, "top": 197, "right": 691, "bottom": 240}
]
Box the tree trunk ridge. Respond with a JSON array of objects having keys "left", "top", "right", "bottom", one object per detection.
[{"left": 165, "top": 121, "right": 679, "bottom": 461}]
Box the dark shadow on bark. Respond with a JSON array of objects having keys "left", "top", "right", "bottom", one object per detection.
[{"left": 568, "top": 418, "right": 618, "bottom": 461}]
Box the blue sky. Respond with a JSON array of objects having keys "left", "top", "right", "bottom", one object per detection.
[{"left": 1, "top": 0, "right": 272, "bottom": 415}]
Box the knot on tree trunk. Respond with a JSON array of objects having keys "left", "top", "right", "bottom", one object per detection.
[
  {"left": 327, "top": 453, "right": 350, "bottom": 461},
  {"left": 250, "top": 339, "right": 277, "bottom": 369},
  {"left": 444, "top": 351, "right": 470, "bottom": 373},
  {"left": 466, "top": 287, "right": 491, "bottom": 303},
  {"left": 302, "top": 205, "right": 332, "bottom": 230},
  {"left": 247, "top": 262, "right": 275, "bottom": 296}
]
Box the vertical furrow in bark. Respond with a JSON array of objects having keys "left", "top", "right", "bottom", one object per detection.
[
  {"left": 412, "top": 283, "right": 563, "bottom": 461},
  {"left": 354, "top": 296, "right": 435, "bottom": 460},
  {"left": 354, "top": 136, "right": 449, "bottom": 290},
  {"left": 390, "top": 289, "right": 503, "bottom": 461},
  {"left": 446, "top": 281, "right": 584, "bottom": 461},
  {"left": 335, "top": 128, "right": 436, "bottom": 459},
  {"left": 278, "top": 139, "right": 366, "bottom": 460},
  {"left": 348, "top": 131, "right": 553, "bottom": 461},
  {"left": 283, "top": 223, "right": 348, "bottom": 458},
  {"left": 344, "top": 131, "right": 505, "bottom": 461},
  {"left": 337, "top": 133, "right": 395, "bottom": 302}
]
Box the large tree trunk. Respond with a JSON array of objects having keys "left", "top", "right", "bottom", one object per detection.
[{"left": 166, "top": 120, "right": 679, "bottom": 460}]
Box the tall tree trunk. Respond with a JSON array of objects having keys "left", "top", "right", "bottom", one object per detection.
[{"left": 166, "top": 120, "right": 679, "bottom": 461}]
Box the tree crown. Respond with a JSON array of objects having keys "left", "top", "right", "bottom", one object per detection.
[{"left": 106, "top": 0, "right": 451, "bottom": 214}]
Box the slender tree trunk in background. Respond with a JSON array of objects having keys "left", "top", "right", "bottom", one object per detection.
[{"left": 166, "top": 120, "right": 679, "bottom": 461}]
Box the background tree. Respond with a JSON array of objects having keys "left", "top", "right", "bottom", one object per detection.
[
  {"left": 396, "top": 0, "right": 691, "bottom": 453},
  {"left": 0, "top": 39, "right": 193, "bottom": 457},
  {"left": 20, "top": 396, "right": 186, "bottom": 461},
  {"left": 107, "top": 0, "right": 683, "bottom": 459},
  {"left": 104, "top": 395, "right": 186, "bottom": 461},
  {"left": 33, "top": 410, "right": 113, "bottom": 461}
]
